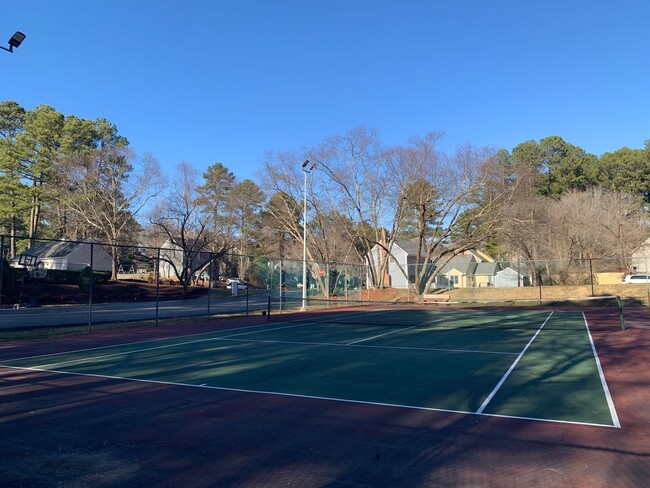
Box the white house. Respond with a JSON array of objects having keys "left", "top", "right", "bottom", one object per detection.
[
  {"left": 494, "top": 266, "right": 524, "bottom": 287},
  {"left": 13, "top": 238, "right": 112, "bottom": 272},
  {"left": 367, "top": 238, "right": 419, "bottom": 289},
  {"left": 367, "top": 239, "right": 524, "bottom": 289},
  {"left": 159, "top": 239, "right": 212, "bottom": 279}
]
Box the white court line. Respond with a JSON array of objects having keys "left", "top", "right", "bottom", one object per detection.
[
  {"left": 29, "top": 326, "right": 520, "bottom": 370},
  {"left": 3, "top": 308, "right": 446, "bottom": 363},
  {"left": 345, "top": 318, "right": 444, "bottom": 345},
  {"left": 32, "top": 335, "right": 235, "bottom": 369},
  {"left": 3, "top": 320, "right": 288, "bottom": 362},
  {"left": 8, "top": 313, "right": 530, "bottom": 370},
  {"left": 11, "top": 310, "right": 400, "bottom": 363},
  {"left": 345, "top": 324, "right": 421, "bottom": 345},
  {"left": 27, "top": 322, "right": 315, "bottom": 370},
  {"left": 220, "top": 321, "right": 317, "bottom": 337},
  {"left": 582, "top": 312, "right": 621, "bottom": 428},
  {"left": 475, "top": 311, "right": 553, "bottom": 414},
  {"left": 2, "top": 364, "right": 618, "bottom": 428},
  {"left": 217, "top": 336, "right": 518, "bottom": 355}
]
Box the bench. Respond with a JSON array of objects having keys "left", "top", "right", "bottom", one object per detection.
[{"left": 422, "top": 293, "right": 450, "bottom": 303}]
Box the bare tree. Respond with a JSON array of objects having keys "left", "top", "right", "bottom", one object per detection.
[
  {"left": 260, "top": 151, "right": 306, "bottom": 255},
  {"left": 551, "top": 189, "right": 647, "bottom": 259},
  {"left": 148, "top": 162, "right": 214, "bottom": 295},
  {"left": 63, "top": 146, "right": 163, "bottom": 278},
  {"left": 386, "top": 142, "right": 515, "bottom": 294},
  {"left": 260, "top": 128, "right": 516, "bottom": 297},
  {"left": 310, "top": 126, "right": 415, "bottom": 287},
  {"left": 502, "top": 188, "right": 648, "bottom": 284},
  {"left": 260, "top": 152, "right": 328, "bottom": 292}
]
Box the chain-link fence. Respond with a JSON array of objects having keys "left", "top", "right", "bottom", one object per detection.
[
  {"left": 0, "top": 235, "right": 371, "bottom": 331},
  {"left": 401, "top": 255, "right": 649, "bottom": 305},
  {"left": 1, "top": 235, "right": 649, "bottom": 332}
]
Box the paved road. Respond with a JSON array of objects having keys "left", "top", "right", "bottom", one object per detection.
[{"left": 0, "top": 294, "right": 292, "bottom": 329}]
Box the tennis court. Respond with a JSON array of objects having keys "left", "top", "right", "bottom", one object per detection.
[{"left": 1, "top": 307, "right": 619, "bottom": 427}]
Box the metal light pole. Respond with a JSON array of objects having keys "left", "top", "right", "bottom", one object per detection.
[{"left": 301, "top": 160, "right": 315, "bottom": 310}]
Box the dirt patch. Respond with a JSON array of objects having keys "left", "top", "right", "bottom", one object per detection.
[
  {"left": 365, "top": 288, "right": 410, "bottom": 301},
  {"left": 448, "top": 283, "right": 650, "bottom": 306},
  {"left": 358, "top": 284, "right": 649, "bottom": 306}
]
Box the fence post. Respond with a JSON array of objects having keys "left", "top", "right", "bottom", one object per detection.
[
  {"left": 616, "top": 296, "right": 625, "bottom": 330},
  {"left": 245, "top": 262, "right": 249, "bottom": 317},
  {"left": 155, "top": 248, "right": 160, "bottom": 327},
  {"left": 589, "top": 258, "right": 594, "bottom": 297},
  {"left": 88, "top": 242, "right": 94, "bottom": 333},
  {"left": 536, "top": 261, "right": 542, "bottom": 303},
  {"left": 207, "top": 253, "right": 213, "bottom": 321},
  {"left": 279, "top": 257, "right": 283, "bottom": 311},
  {"left": 646, "top": 254, "right": 649, "bottom": 307},
  {"left": 0, "top": 235, "right": 4, "bottom": 307}
]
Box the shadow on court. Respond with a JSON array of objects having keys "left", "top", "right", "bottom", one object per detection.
[{"left": 0, "top": 309, "right": 648, "bottom": 486}]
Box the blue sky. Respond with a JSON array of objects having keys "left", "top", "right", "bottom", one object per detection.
[{"left": 2, "top": 1, "right": 649, "bottom": 182}]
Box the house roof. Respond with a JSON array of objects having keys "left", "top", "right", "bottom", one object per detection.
[
  {"left": 161, "top": 238, "right": 211, "bottom": 253},
  {"left": 496, "top": 266, "right": 521, "bottom": 276},
  {"left": 474, "top": 262, "right": 499, "bottom": 275},
  {"left": 468, "top": 249, "right": 495, "bottom": 263},
  {"left": 436, "top": 255, "right": 477, "bottom": 275},
  {"left": 21, "top": 238, "right": 99, "bottom": 259},
  {"left": 394, "top": 238, "right": 420, "bottom": 255},
  {"left": 393, "top": 239, "right": 496, "bottom": 264}
]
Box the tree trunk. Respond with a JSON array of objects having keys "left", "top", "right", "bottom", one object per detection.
[
  {"left": 111, "top": 246, "right": 118, "bottom": 280},
  {"left": 28, "top": 190, "right": 41, "bottom": 246}
]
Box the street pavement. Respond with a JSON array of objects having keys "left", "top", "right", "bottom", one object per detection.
[{"left": 0, "top": 293, "right": 289, "bottom": 329}]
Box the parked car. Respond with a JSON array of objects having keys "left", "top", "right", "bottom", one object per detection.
[
  {"left": 226, "top": 278, "right": 249, "bottom": 290},
  {"left": 622, "top": 274, "right": 650, "bottom": 284}
]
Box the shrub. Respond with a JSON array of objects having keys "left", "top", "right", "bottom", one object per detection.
[
  {"left": 78, "top": 266, "right": 92, "bottom": 292},
  {"left": 1, "top": 259, "right": 16, "bottom": 298}
]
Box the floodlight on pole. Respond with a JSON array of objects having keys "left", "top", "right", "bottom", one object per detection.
[
  {"left": 301, "top": 160, "right": 316, "bottom": 311},
  {"left": 0, "top": 31, "right": 26, "bottom": 53}
]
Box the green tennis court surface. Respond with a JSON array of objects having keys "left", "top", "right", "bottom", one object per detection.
[{"left": 1, "top": 308, "right": 619, "bottom": 427}]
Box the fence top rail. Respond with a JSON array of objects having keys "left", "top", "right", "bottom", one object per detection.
[{"left": 0, "top": 234, "right": 369, "bottom": 268}]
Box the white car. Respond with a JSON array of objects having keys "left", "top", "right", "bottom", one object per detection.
[
  {"left": 226, "top": 278, "right": 248, "bottom": 290},
  {"left": 622, "top": 274, "right": 650, "bottom": 284}
]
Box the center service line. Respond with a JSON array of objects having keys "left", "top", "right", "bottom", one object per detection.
[{"left": 475, "top": 311, "right": 553, "bottom": 414}]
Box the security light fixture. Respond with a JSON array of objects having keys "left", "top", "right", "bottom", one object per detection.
[
  {"left": 1, "top": 31, "right": 26, "bottom": 53},
  {"left": 302, "top": 159, "right": 316, "bottom": 171}
]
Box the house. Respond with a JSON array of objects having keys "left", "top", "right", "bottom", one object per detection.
[
  {"left": 494, "top": 266, "right": 524, "bottom": 287},
  {"left": 159, "top": 239, "right": 212, "bottom": 279},
  {"left": 432, "top": 256, "right": 525, "bottom": 289},
  {"left": 474, "top": 261, "right": 500, "bottom": 287},
  {"left": 367, "top": 238, "right": 417, "bottom": 289},
  {"left": 12, "top": 238, "right": 112, "bottom": 272},
  {"left": 433, "top": 255, "right": 479, "bottom": 289},
  {"left": 630, "top": 237, "right": 650, "bottom": 274},
  {"left": 367, "top": 239, "right": 524, "bottom": 290}
]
